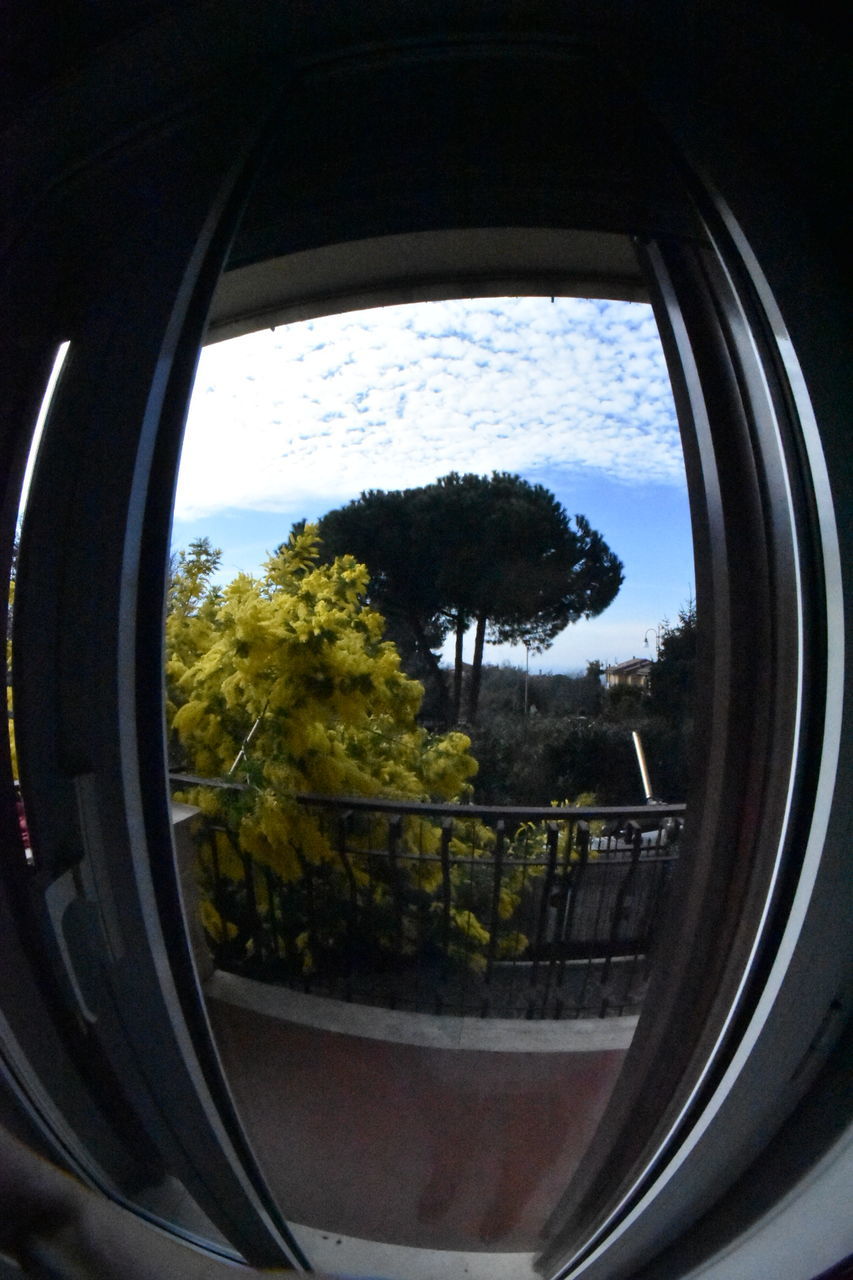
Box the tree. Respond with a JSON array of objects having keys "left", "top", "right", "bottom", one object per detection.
[
  {"left": 166, "top": 527, "right": 496, "bottom": 975},
  {"left": 308, "top": 489, "right": 454, "bottom": 723},
  {"left": 647, "top": 601, "right": 697, "bottom": 722},
  {"left": 165, "top": 536, "right": 223, "bottom": 768},
  {"left": 318, "top": 472, "right": 623, "bottom": 723},
  {"left": 167, "top": 524, "right": 477, "bottom": 862}
]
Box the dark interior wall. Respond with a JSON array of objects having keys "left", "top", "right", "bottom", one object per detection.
[
  {"left": 226, "top": 48, "right": 696, "bottom": 267},
  {"left": 2, "top": 2, "right": 846, "bottom": 424}
]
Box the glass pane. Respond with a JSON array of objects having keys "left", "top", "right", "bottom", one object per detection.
[{"left": 168, "top": 295, "right": 695, "bottom": 1277}]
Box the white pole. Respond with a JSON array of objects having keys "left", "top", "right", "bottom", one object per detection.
[{"left": 632, "top": 730, "right": 654, "bottom": 802}]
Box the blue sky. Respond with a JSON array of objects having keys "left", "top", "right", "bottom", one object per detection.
[{"left": 174, "top": 296, "right": 694, "bottom": 673}]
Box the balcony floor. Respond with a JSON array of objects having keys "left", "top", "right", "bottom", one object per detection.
[
  {"left": 291, "top": 1222, "right": 538, "bottom": 1279},
  {"left": 205, "top": 975, "right": 633, "bottom": 1258}
]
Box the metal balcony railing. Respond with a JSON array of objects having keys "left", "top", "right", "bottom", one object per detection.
[{"left": 171, "top": 776, "right": 685, "bottom": 1020}]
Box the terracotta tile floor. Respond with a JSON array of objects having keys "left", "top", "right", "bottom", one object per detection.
[{"left": 207, "top": 997, "right": 626, "bottom": 1252}]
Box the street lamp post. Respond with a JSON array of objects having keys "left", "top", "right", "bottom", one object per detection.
[{"left": 644, "top": 625, "right": 663, "bottom": 659}]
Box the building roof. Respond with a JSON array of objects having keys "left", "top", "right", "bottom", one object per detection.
[{"left": 606, "top": 657, "right": 653, "bottom": 676}]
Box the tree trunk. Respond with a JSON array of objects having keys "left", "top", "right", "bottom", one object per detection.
[
  {"left": 453, "top": 613, "right": 466, "bottom": 722},
  {"left": 464, "top": 613, "right": 488, "bottom": 724},
  {"left": 408, "top": 613, "right": 452, "bottom": 725}
]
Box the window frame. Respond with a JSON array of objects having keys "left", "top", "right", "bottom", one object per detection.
[{"left": 0, "top": 13, "right": 848, "bottom": 1279}]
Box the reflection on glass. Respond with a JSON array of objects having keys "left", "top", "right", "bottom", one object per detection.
[
  {"left": 168, "top": 297, "right": 695, "bottom": 1277},
  {"left": 8, "top": 342, "right": 70, "bottom": 869}
]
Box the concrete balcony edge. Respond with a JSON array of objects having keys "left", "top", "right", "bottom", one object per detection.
[{"left": 204, "top": 969, "right": 638, "bottom": 1054}]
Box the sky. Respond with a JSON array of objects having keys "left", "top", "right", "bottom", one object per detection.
[{"left": 173, "top": 296, "right": 695, "bottom": 673}]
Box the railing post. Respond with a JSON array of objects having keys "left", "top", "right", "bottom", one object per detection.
[
  {"left": 561, "top": 819, "right": 589, "bottom": 952},
  {"left": 439, "top": 818, "right": 453, "bottom": 976},
  {"left": 484, "top": 820, "right": 506, "bottom": 1004},
  {"left": 336, "top": 809, "right": 357, "bottom": 993},
  {"left": 601, "top": 819, "right": 644, "bottom": 998},
  {"left": 240, "top": 845, "right": 265, "bottom": 966},
  {"left": 207, "top": 822, "right": 227, "bottom": 951},
  {"left": 263, "top": 865, "right": 280, "bottom": 961},
  {"left": 531, "top": 821, "right": 559, "bottom": 1010},
  {"left": 300, "top": 856, "right": 318, "bottom": 993},
  {"left": 387, "top": 814, "right": 404, "bottom": 965},
  {"left": 556, "top": 819, "right": 590, "bottom": 1015}
]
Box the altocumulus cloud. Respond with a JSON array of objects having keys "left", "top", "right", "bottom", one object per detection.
[{"left": 175, "top": 296, "right": 682, "bottom": 521}]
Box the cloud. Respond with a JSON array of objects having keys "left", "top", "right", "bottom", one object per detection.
[{"left": 175, "top": 297, "right": 684, "bottom": 521}]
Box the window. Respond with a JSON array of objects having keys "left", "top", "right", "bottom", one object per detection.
[{"left": 0, "top": 11, "right": 848, "bottom": 1280}]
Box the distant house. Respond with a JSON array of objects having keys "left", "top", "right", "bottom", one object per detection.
[{"left": 605, "top": 657, "right": 653, "bottom": 690}]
